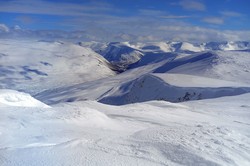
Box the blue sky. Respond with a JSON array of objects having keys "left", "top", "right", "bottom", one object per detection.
[{"left": 0, "top": 0, "right": 250, "bottom": 42}]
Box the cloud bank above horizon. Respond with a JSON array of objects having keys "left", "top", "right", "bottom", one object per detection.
[{"left": 0, "top": 0, "right": 250, "bottom": 42}]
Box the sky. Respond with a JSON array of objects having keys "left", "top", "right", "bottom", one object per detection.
[{"left": 0, "top": 0, "right": 250, "bottom": 42}]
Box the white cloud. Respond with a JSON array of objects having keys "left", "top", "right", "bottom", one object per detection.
[
  {"left": 161, "top": 15, "right": 191, "bottom": 19},
  {"left": 178, "top": 0, "right": 206, "bottom": 11},
  {"left": 1, "top": 22, "right": 249, "bottom": 43},
  {"left": 14, "top": 25, "right": 21, "bottom": 30},
  {"left": 220, "top": 11, "right": 243, "bottom": 17},
  {"left": 157, "top": 25, "right": 250, "bottom": 42},
  {"left": 138, "top": 9, "right": 167, "bottom": 16},
  {"left": 15, "top": 15, "right": 36, "bottom": 24},
  {"left": 1, "top": 0, "right": 248, "bottom": 43},
  {"left": 0, "top": 11, "right": 249, "bottom": 43},
  {"left": 0, "top": 24, "right": 9, "bottom": 32},
  {"left": 202, "top": 17, "right": 224, "bottom": 25},
  {"left": 138, "top": 9, "right": 191, "bottom": 19},
  {"left": 0, "top": 0, "right": 113, "bottom": 16}
]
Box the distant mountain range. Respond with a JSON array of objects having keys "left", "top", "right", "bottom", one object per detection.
[
  {"left": 1, "top": 39, "right": 250, "bottom": 105},
  {"left": 83, "top": 41, "right": 250, "bottom": 69}
]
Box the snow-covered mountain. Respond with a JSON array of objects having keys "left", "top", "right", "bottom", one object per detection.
[
  {"left": 205, "top": 41, "right": 250, "bottom": 51},
  {"left": 138, "top": 41, "right": 250, "bottom": 52},
  {"left": 99, "top": 73, "right": 250, "bottom": 105},
  {"left": 139, "top": 41, "right": 204, "bottom": 53},
  {"left": 0, "top": 39, "right": 116, "bottom": 94},
  {"left": 85, "top": 41, "right": 250, "bottom": 70},
  {"left": 35, "top": 49, "right": 250, "bottom": 105},
  {"left": 1, "top": 39, "right": 250, "bottom": 166},
  {"left": 91, "top": 42, "right": 144, "bottom": 69},
  {"left": 153, "top": 51, "right": 250, "bottom": 83}
]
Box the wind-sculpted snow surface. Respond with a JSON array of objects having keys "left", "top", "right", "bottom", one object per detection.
[{"left": 0, "top": 92, "right": 250, "bottom": 166}]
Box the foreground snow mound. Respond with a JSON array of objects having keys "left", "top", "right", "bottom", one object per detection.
[
  {"left": 1, "top": 94, "right": 250, "bottom": 166},
  {"left": 0, "top": 89, "right": 49, "bottom": 108},
  {"left": 99, "top": 74, "right": 250, "bottom": 105}
]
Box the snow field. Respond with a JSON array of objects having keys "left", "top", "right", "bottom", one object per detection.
[{"left": 0, "top": 90, "right": 250, "bottom": 165}]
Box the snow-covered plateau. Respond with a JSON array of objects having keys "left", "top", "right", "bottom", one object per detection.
[{"left": 0, "top": 39, "right": 250, "bottom": 166}]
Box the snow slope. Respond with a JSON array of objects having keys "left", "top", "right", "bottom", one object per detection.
[
  {"left": 0, "top": 89, "right": 49, "bottom": 108},
  {"left": 35, "top": 49, "right": 250, "bottom": 105},
  {"left": 0, "top": 39, "right": 116, "bottom": 94},
  {"left": 34, "top": 60, "right": 169, "bottom": 105},
  {"left": 128, "top": 52, "right": 177, "bottom": 69},
  {"left": 154, "top": 51, "right": 250, "bottom": 83},
  {"left": 99, "top": 73, "right": 250, "bottom": 105},
  {"left": 98, "top": 50, "right": 250, "bottom": 105},
  {"left": 1, "top": 92, "right": 250, "bottom": 166}
]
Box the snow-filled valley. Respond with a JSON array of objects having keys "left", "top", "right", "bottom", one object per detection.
[{"left": 1, "top": 39, "right": 250, "bottom": 166}]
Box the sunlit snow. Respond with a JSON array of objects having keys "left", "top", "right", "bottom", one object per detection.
[{"left": 0, "top": 39, "right": 250, "bottom": 166}]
